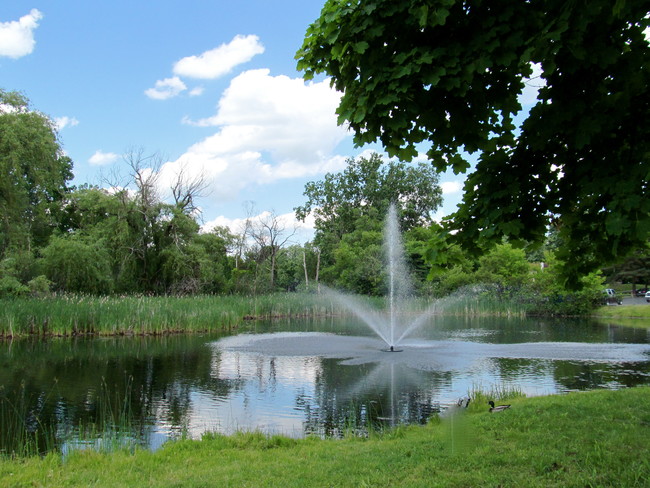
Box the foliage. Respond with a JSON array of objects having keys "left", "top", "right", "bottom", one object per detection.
[
  {"left": 26, "top": 275, "right": 52, "bottom": 297},
  {"left": 323, "top": 226, "right": 384, "bottom": 295},
  {"left": 297, "top": 0, "right": 650, "bottom": 285},
  {"left": 426, "top": 237, "right": 605, "bottom": 315},
  {"left": 0, "top": 89, "right": 73, "bottom": 255},
  {"left": 48, "top": 168, "right": 236, "bottom": 295},
  {"left": 41, "top": 234, "right": 113, "bottom": 294},
  {"left": 525, "top": 253, "right": 604, "bottom": 315},
  {"left": 295, "top": 152, "right": 441, "bottom": 242},
  {"left": 475, "top": 243, "right": 531, "bottom": 290},
  {"left": 603, "top": 245, "right": 650, "bottom": 289},
  {"left": 0, "top": 276, "right": 29, "bottom": 297},
  {"left": 295, "top": 153, "right": 441, "bottom": 293},
  {"left": 246, "top": 209, "right": 297, "bottom": 290}
]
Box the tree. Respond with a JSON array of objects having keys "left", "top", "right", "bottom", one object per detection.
[
  {"left": 0, "top": 89, "right": 73, "bottom": 255},
  {"left": 604, "top": 246, "right": 650, "bottom": 293},
  {"left": 476, "top": 243, "right": 531, "bottom": 291},
  {"left": 295, "top": 152, "right": 442, "bottom": 243},
  {"left": 297, "top": 0, "right": 650, "bottom": 285},
  {"left": 247, "top": 209, "right": 297, "bottom": 291},
  {"left": 41, "top": 234, "right": 113, "bottom": 294},
  {"left": 321, "top": 216, "right": 384, "bottom": 295}
]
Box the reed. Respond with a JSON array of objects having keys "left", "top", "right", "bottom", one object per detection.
[
  {"left": 0, "top": 376, "right": 149, "bottom": 459},
  {"left": 435, "top": 293, "right": 530, "bottom": 317},
  {"left": 0, "top": 382, "right": 59, "bottom": 458},
  {"left": 0, "top": 289, "right": 534, "bottom": 339},
  {"left": 0, "top": 293, "right": 339, "bottom": 338}
]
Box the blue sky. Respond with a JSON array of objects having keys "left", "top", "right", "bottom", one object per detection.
[{"left": 0, "top": 1, "right": 469, "bottom": 241}]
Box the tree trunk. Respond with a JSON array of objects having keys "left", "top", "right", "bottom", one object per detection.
[
  {"left": 303, "top": 250, "right": 309, "bottom": 288},
  {"left": 315, "top": 248, "right": 321, "bottom": 293}
]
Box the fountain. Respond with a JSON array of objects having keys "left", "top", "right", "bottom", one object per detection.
[{"left": 322, "top": 203, "right": 434, "bottom": 351}]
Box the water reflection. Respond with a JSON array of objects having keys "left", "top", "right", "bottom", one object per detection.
[{"left": 0, "top": 316, "right": 649, "bottom": 454}]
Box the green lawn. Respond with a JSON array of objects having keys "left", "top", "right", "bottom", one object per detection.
[
  {"left": 2, "top": 387, "right": 649, "bottom": 487},
  {"left": 592, "top": 305, "right": 650, "bottom": 328}
]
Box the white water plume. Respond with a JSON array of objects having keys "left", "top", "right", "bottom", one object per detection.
[{"left": 321, "top": 203, "right": 447, "bottom": 348}]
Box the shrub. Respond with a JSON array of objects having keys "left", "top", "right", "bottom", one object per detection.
[{"left": 0, "top": 276, "right": 29, "bottom": 297}]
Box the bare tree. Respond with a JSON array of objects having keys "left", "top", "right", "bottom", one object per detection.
[
  {"left": 170, "top": 162, "right": 210, "bottom": 216},
  {"left": 248, "top": 208, "right": 297, "bottom": 289},
  {"left": 123, "top": 147, "right": 163, "bottom": 212}
]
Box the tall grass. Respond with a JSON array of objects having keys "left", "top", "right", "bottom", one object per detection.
[
  {"left": 0, "top": 293, "right": 339, "bottom": 338},
  {"left": 0, "top": 289, "right": 533, "bottom": 339},
  {"left": 0, "top": 376, "right": 148, "bottom": 459},
  {"left": 433, "top": 290, "right": 531, "bottom": 317},
  {"left": 0, "top": 382, "right": 59, "bottom": 458},
  {"left": 62, "top": 376, "right": 141, "bottom": 457}
]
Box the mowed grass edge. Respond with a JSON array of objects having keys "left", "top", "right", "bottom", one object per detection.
[{"left": 1, "top": 387, "right": 648, "bottom": 487}]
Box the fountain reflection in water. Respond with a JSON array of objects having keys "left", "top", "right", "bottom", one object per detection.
[{"left": 323, "top": 203, "right": 437, "bottom": 350}]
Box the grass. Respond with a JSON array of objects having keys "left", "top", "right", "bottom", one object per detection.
[
  {"left": 0, "top": 293, "right": 340, "bottom": 338},
  {"left": 0, "top": 292, "right": 533, "bottom": 339},
  {"left": 0, "top": 376, "right": 143, "bottom": 459},
  {"left": 591, "top": 305, "right": 650, "bottom": 329},
  {"left": 0, "top": 387, "right": 648, "bottom": 486},
  {"left": 435, "top": 293, "right": 530, "bottom": 317}
]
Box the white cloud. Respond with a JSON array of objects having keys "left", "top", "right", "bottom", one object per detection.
[
  {"left": 145, "top": 76, "right": 187, "bottom": 100},
  {"left": 164, "top": 69, "right": 348, "bottom": 202},
  {"left": 89, "top": 150, "right": 119, "bottom": 166},
  {"left": 520, "top": 62, "right": 546, "bottom": 106},
  {"left": 441, "top": 181, "right": 463, "bottom": 195},
  {"left": 202, "top": 209, "right": 315, "bottom": 245},
  {"left": 54, "top": 116, "right": 79, "bottom": 130},
  {"left": 0, "top": 9, "right": 42, "bottom": 59},
  {"left": 173, "top": 34, "right": 264, "bottom": 80},
  {"left": 189, "top": 86, "right": 204, "bottom": 97}
]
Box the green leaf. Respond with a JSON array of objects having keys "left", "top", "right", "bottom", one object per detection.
[{"left": 353, "top": 41, "right": 369, "bottom": 54}]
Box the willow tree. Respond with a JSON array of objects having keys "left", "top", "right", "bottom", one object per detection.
[
  {"left": 297, "top": 0, "right": 649, "bottom": 285},
  {"left": 0, "top": 89, "right": 73, "bottom": 255}
]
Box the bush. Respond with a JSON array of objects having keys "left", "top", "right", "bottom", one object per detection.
[
  {"left": 27, "top": 275, "right": 51, "bottom": 297},
  {"left": 0, "top": 275, "right": 29, "bottom": 297}
]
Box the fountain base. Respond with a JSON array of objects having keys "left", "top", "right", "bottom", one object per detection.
[{"left": 381, "top": 347, "right": 403, "bottom": 353}]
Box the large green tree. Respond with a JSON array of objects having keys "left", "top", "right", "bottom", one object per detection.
[
  {"left": 297, "top": 0, "right": 650, "bottom": 285},
  {"left": 295, "top": 154, "right": 440, "bottom": 294},
  {"left": 295, "top": 152, "right": 442, "bottom": 242},
  {"left": 0, "top": 89, "right": 73, "bottom": 254}
]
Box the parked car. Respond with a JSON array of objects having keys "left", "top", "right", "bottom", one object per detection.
[
  {"left": 646, "top": 291, "right": 650, "bottom": 303},
  {"left": 635, "top": 288, "right": 648, "bottom": 297},
  {"left": 603, "top": 289, "right": 622, "bottom": 305}
]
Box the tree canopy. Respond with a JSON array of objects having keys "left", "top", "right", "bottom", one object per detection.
[
  {"left": 297, "top": 0, "right": 650, "bottom": 285},
  {"left": 295, "top": 152, "right": 442, "bottom": 240},
  {"left": 295, "top": 153, "right": 441, "bottom": 294},
  {"left": 0, "top": 89, "right": 73, "bottom": 254}
]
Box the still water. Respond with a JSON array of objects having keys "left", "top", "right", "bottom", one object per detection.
[{"left": 1, "top": 315, "right": 649, "bottom": 452}]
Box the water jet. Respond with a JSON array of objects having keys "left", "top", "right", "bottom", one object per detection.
[{"left": 323, "top": 203, "right": 437, "bottom": 350}]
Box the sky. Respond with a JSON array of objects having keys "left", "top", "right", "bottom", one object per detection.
[{"left": 0, "top": 1, "right": 541, "bottom": 244}]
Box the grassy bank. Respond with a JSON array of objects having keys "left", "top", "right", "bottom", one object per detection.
[
  {"left": 0, "top": 387, "right": 648, "bottom": 487},
  {"left": 592, "top": 305, "right": 650, "bottom": 329}
]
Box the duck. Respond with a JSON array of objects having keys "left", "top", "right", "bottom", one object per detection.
[
  {"left": 456, "top": 396, "right": 471, "bottom": 408},
  {"left": 488, "top": 400, "right": 511, "bottom": 413}
]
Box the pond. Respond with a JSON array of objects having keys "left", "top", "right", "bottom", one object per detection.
[{"left": 1, "top": 315, "right": 649, "bottom": 454}]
